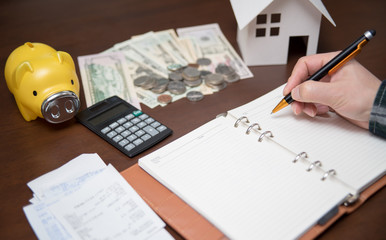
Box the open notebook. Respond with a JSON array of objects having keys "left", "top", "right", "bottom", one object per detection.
[{"left": 138, "top": 85, "right": 386, "bottom": 239}]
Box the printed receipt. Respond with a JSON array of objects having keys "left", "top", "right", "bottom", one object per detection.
[{"left": 23, "top": 154, "right": 172, "bottom": 240}]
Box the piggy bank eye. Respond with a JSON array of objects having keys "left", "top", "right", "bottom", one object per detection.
[
  {"left": 71, "top": 79, "right": 74, "bottom": 85},
  {"left": 33, "top": 91, "right": 37, "bottom": 96}
]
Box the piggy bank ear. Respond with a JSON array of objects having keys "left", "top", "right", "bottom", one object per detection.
[
  {"left": 14, "top": 61, "right": 34, "bottom": 89},
  {"left": 56, "top": 51, "right": 75, "bottom": 69}
]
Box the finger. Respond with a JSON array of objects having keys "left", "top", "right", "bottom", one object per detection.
[
  {"left": 284, "top": 52, "right": 340, "bottom": 95},
  {"left": 291, "top": 81, "right": 337, "bottom": 107}
]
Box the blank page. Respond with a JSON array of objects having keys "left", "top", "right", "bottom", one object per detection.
[
  {"left": 139, "top": 116, "right": 350, "bottom": 239},
  {"left": 228, "top": 85, "right": 386, "bottom": 192}
]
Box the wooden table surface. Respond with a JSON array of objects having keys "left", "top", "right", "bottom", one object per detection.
[{"left": 0, "top": 0, "right": 385, "bottom": 239}]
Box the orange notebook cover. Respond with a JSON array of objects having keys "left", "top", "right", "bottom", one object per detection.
[{"left": 121, "top": 164, "right": 385, "bottom": 240}]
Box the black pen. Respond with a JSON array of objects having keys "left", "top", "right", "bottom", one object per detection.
[{"left": 271, "top": 30, "right": 376, "bottom": 114}]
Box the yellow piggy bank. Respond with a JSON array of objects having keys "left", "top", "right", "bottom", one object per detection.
[{"left": 5, "top": 42, "right": 80, "bottom": 123}]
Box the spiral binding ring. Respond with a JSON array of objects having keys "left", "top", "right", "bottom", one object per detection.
[
  {"left": 306, "top": 161, "right": 322, "bottom": 171},
  {"left": 234, "top": 116, "right": 250, "bottom": 128},
  {"left": 321, "top": 169, "right": 337, "bottom": 181},
  {"left": 246, "top": 123, "right": 261, "bottom": 134},
  {"left": 258, "top": 131, "right": 273, "bottom": 142},
  {"left": 293, "top": 152, "right": 308, "bottom": 163}
]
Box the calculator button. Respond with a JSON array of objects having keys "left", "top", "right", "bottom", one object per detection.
[
  {"left": 124, "top": 143, "right": 135, "bottom": 151},
  {"left": 129, "top": 126, "right": 139, "bottom": 132},
  {"left": 125, "top": 114, "right": 134, "bottom": 120},
  {"left": 123, "top": 122, "right": 133, "bottom": 129},
  {"left": 109, "top": 122, "right": 119, "bottom": 129},
  {"left": 143, "top": 126, "right": 159, "bottom": 136},
  {"left": 141, "top": 134, "right": 151, "bottom": 141},
  {"left": 139, "top": 114, "right": 148, "bottom": 120},
  {"left": 107, "top": 131, "right": 117, "bottom": 138},
  {"left": 118, "top": 139, "right": 129, "bottom": 147},
  {"left": 133, "top": 138, "right": 143, "bottom": 146},
  {"left": 157, "top": 125, "right": 167, "bottom": 132},
  {"left": 113, "top": 135, "right": 123, "bottom": 143},
  {"left": 115, "top": 126, "right": 125, "bottom": 133},
  {"left": 127, "top": 134, "right": 137, "bottom": 141},
  {"left": 137, "top": 121, "right": 147, "bottom": 128},
  {"left": 133, "top": 110, "right": 142, "bottom": 117},
  {"left": 117, "top": 118, "right": 127, "bottom": 125},
  {"left": 131, "top": 118, "right": 141, "bottom": 124},
  {"left": 145, "top": 118, "right": 154, "bottom": 124},
  {"left": 101, "top": 127, "right": 111, "bottom": 134},
  {"left": 121, "top": 130, "right": 130, "bottom": 138},
  {"left": 151, "top": 121, "right": 161, "bottom": 128},
  {"left": 135, "top": 130, "right": 145, "bottom": 137}
]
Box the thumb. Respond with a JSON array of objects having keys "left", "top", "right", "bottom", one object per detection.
[{"left": 291, "top": 81, "right": 336, "bottom": 107}]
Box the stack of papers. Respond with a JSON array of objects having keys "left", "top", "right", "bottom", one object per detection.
[{"left": 23, "top": 153, "right": 173, "bottom": 240}]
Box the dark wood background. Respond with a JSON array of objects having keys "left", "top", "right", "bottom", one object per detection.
[{"left": 0, "top": 0, "right": 385, "bottom": 239}]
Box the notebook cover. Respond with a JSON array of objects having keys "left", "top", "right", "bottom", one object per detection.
[{"left": 121, "top": 164, "right": 385, "bottom": 240}]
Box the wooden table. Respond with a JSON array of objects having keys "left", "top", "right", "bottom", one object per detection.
[{"left": 0, "top": 0, "right": 385, "bottom": 239}]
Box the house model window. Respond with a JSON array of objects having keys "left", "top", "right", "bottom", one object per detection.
[{"left": 255, "top": 13, "right": 281, "bottom": 37}]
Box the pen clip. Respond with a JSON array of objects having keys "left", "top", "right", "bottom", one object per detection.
[{"left": 328, "top": 39, "right": 368, "bottom": 75}]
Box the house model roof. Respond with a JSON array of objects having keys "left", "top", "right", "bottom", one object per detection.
[{"left": 230, "top": 0, "right": 336, "bottom": 30}]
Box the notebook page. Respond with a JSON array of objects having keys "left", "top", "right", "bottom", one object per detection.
[
  {"left": 139, "top": 116, "right": 350, "bottom": 240},
  {"left": 228, "top": 85, "right": 386, "bottom": 192}
]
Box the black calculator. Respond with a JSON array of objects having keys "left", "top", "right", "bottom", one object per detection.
[{"left": 76, "top": 96, "right": 172, "bottom": 158}]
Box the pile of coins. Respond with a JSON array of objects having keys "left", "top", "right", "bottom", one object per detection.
[{"left": 133, "top": 57, "right": 240, "bottom": 104}]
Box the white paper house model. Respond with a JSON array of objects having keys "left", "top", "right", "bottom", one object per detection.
[{"left": 230, "top": 0, "right": 336, "bottom": 66}]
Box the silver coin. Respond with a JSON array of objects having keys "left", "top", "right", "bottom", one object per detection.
[
  {"left": 204, "top": 73, "right": 224, "bottom": 86},
  {"left": 167, "top": 63, "right": 184, "bottom": 72},
  {"left": 183, "top": 78, "right": 202, "bottom": 87},
  {"left": 223, "top": 72, "right": 240, "bottom": 83},
  {"left": 141, "top": 77, "right": 157, "bottom": 90},
  {"left": 134, "top": 75, "right": 152, "bottom": 87},
  {"left": 205, "top": 81, "right": 227, "bottom": 91},
  {"left": 196, "top": 57, "right": 211, "bottom": 66},
  {"left": 167, "top": 81, "right": 186, "bottom": 95},
  {"left": 187, "top": 91, "right": 204, "bottom": 102},
  {"left": 151, "top": 78, "right": 169, "bottom": 93},
  {"left": 182, "top": 66, "right": 200, "bottom": 81},
  {"left": 168, "top": 72, "right": 183, "bottom": 81},
  {"left": 215, "top": 64, "right": 235, "bottom": 75}
]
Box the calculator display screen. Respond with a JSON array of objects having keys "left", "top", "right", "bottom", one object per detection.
[{"left": 88, "top": 103, "right": 129, "bottom": 126}]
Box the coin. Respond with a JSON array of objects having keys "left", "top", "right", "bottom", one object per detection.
[
  {"left": 157, "top": 94, "right": 172, "bottom": 104},
  {"left": 167, "top": 63, "right": 184, "bottom": 72},
  {"left": 223, "top": 72, "right": 240, "bottom": 83},
  {"left": 215, "top": 64, "right": 235, "bottom": 75},
  {"left": 134, "top": 75, "right": 152, "bottom": 87},
  {"left": 204, "top": 73, "right": 224, "bottom": 86},
  {"left": 167, "top": 81, "right": 186, "bottom": 95},
  {"left": 183, "top": 78, "right": 202, "bottom": 87},
  {"left": 151, "top": 78, "right": 169, "bottom": 93},
  {"left": 196, "top": 57, "right": 211, "bottom": 66},
  {"left": 187, "top": 91, "right": 204, "bottom": 102},
  {"left": 182, "top": 66, "right": 200, "bottom": 81},
  {"left": 168, "top": 72, "right": 183, "bottom": 81}
]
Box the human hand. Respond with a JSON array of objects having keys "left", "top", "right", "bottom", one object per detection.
[{"left": 283, "top": 52, "right": 381, "bottom": 129}]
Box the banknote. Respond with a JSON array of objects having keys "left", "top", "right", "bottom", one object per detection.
[
  {"left": 77, "top": 24, "right": 253, "bottom": 109},
  {"left": 77, "top": 52, "right": 141, "bottom": 109},
  {"left": 177, "top": 23, "right": 253, "bottom": 79}
]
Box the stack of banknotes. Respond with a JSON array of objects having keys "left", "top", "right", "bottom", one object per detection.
[{"left": 78, "top": 23, "right": 253, "bottom": 109}]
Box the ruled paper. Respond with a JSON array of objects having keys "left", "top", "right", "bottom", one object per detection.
[
  {"left": 228, "top": 85, "right": 386, "bottom": 192},
  {"left": 139, "top": 116, "right": 351, "bottom": 239}
]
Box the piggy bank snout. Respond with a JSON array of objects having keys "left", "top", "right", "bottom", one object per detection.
[{"left": 42, "top": 91, "right": 80, "bottom": 123}]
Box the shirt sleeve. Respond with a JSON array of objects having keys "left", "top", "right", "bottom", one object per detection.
[{"left": 369, "top": 80, "right": 386, "bottom": 138}]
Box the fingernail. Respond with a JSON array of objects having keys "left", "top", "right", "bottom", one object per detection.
[
  {"left": 292, "top": 86, "right": 300, "bottom": 100},
  {"left": 304, "top": 107, "right": 316, "bottom": 117}
]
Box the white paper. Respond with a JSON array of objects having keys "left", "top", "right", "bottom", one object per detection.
[
  {"left": 48, "top": 164, "right": 165, "bottom": 240},
  {"left": 27, "top": 153, "right": 107, "bottom": 200}
]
